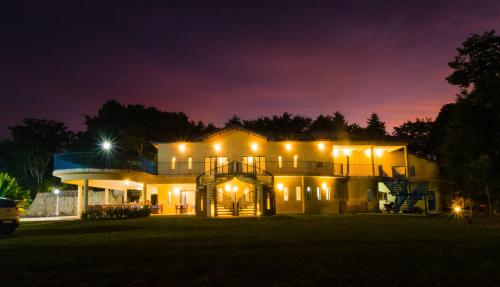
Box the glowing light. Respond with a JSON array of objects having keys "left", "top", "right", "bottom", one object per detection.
[
  {"left": 321, "top": 182, "right": 327, "bottom": 190},
  {"left": 276, "top": 183, "right": 284, "bottom": 191},
  {"left": 124, "top": 179, "right": 130, "bottom": 186},
  {"left": 178, "top": 144, "right": 186, "bottom": 153},
  {"left": 453, "top": 206, "right": 462, "bottom": 213},
  {"left": 53, "top": 188, "right": 60, "bottom": 195},
  {"left": 232, "top": 186, "right": 238, "bottom": 192},
  {"left": 101, "top": 140, "right": 113, "bottom": 151},
  {"left": 317, "top": 142, "right": 325, "bottom": 151},
  {"left": 214, "top": 143, "right": 221, "bottom": 152},
  {"left": 364, "top": 149, "right": 372, "bottom": 157},
  {"left": 333, "top": 149, "right": 339, "bottom": 157},
  {"left": 173, "top": 187, "right": 180, "bottom": 195},
  {"left": 375, "top": 148, "right": 383, "bottom": 157},
  {"left": 225, "top": 184, "right": 231, "bottom": 192},
  {"left": 248, "top": 156, "right": 253, "bottom": 164},
  {"left": 343, "top": 149, "right": 352, "bottom": 156},
  {"left": 285, "top": 143, "right": 292, "bottom": 151},
  {"left": 251, "top": 143, "right": 258, "bottom": 152}
]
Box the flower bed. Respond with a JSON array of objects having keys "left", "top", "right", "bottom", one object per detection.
[{"left": 81, "top": 205, "right": 152, "bottom": 220}]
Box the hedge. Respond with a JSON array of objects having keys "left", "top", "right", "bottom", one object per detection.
[{"left": 81, "top": 205, "right": 152, "bottom": 220}]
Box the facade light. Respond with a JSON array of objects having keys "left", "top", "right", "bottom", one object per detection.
[
  {"left": 375, "top": 148, "right": 383, "bottom": 157},
  {"left": 364, "top": 149, "right": 371, "bottom": 157},
  {"left": 225, "top": 184, "right": 231, "bottom": 192},
  {"left": 124, "top": 179, "right": 130, "bottom": 186},
  {"left": 333, "top": 149, "right": 339, "bottom": 157},
  {"left": 321, "top": 182, "right": 328, "bottom": 190},
  {"left": 173, "top": 187, "right": 180, "bottom": 196},
  {"left": 178, "top": 144, "right": 186, "bottom": 153},
  {"left": 285, "top": 143, "right": 292, "bottom": 151},
  {"left": 251, "top": 143, "right": 258, "bottom": 152},
  {"left": 232, "top": 186, "right": 238, "bottom": 192},
  {"left": 214, "top": 143, "right": 221, "bottom": 152},
  {"left": 276, "top": 183, "right": 284, "bottom": 191},
  {"left": 318, "top": 142, "right": 325, "bottom": 151},
  {"left": 343, "top": 149, "right": 352, "bottom": 156}
]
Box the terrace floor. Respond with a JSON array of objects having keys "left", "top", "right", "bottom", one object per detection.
[{"left": 2, "top": 215, "right": 500, "bottom": 286}]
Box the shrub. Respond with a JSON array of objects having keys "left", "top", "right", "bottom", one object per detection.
[{"left": 81, "top": 205, "right": 152, "bottom": 220}]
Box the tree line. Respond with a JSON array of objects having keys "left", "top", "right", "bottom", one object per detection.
[{"left": 0, "top": 31, "right": 499, "bottom": 216}]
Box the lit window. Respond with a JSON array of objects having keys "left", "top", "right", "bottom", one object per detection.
[
  {"left": 293, "top": 155, "right": 298, "bottom": 168},
  {"left": 317, "top": 187, "right": 321, "bottom": 200},
  {"left": 171, "top": 157, "right": 176, "bottom": 169},
  {"left": 326, "top": 188, "right": 331, "bottom": 201},
  {"left": 168, "top": 191, "right": 172, "bottom": 204},
  {"left": 278, "top": 156, "right": 283, "bottom": 168},
  {"left": 296, "top": 186, "right": 302, "bottom": 201},
  {"left": 307, "top": 187, "right": 312, "bottom": 200},
  {"left": 248, "top": 156, "right": 254, "bottom": 165},
  {"left": 284, "top": 187, "right": 289, "bottom": 201},
  {"left": 188, "top": 157, "right": 192, "bottom": 170}
]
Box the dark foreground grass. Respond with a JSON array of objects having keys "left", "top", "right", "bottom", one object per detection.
[{"left": 1, "top": 215, "right": 500, "bottom": 287}]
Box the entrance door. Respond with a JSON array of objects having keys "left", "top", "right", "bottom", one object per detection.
[{"left": 241, "top": 156, "right": 266, "bottom": 174}]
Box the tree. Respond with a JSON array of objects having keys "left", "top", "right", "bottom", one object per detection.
[
  {"left": 0, "top": 173, "right": 30, "bottom": 207},
  {"left": 243, "top": 113, "right": 311, "bottom": 139},
  {"left": 0, "top": 119, "right": 76, "bottom": 198},
  {"left": 393, "top": 118, "right": 434, "bottom": 158},
  {"left": 81, "top": 100, "right": 215, "bottom": 159},
  {"left": 225, "top": 115, "right": 243, "bottom": 127},
  {"left": 363, "top": 113, "right": 387, "bottom": 139},
  {"left": 439, "top": 30, "right": 500, "bottom": 216}
]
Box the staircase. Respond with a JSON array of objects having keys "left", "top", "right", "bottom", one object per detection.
[
  {"left": 382, "top": 180, "right": 429, "bottom": 213},
  {"left": 238, "top": 204, "right": 255, "bottom": 216},
  {"left": 216, "top": 205, "right": 234, "bottom": 216}
]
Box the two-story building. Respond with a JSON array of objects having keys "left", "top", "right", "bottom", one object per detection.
[{"left": 53, "top": 127, "right": 444, "bottom": 217}]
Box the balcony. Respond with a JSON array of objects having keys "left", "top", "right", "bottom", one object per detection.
[{"left": 54, "top": 152, "right": 156, "bottom": 174}]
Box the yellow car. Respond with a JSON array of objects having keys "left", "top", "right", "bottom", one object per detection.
[{"left": 0, "top": 197, "right": 20, "bottom": 235}]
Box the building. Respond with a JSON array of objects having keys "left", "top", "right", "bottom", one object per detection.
[{"left": 53, "top": 127, "right": 444, "bottom": 217}]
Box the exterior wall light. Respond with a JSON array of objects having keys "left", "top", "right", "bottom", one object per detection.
[
  {"left": 343, "top": 149, "right": 352, "bottom": 156},
  {"left": 285, "top": 143, "right": 292, "bottom": 151},
  {"left": 317, "top": 142, "right": 325, "bottom": 151},
  {"left": 178, "top": 144, "right": 186, "bottom": 153},
  {"left": 124, "top": 179, "right": 130, "bottom": 186},
  {"left": 232, "top": 186, "right": 238, "bottom": 192},
  {"left": 251, "top": 143, "right": 258, "bottom": 152},
  {"left": 173, "top": 187, "right": 181, "bottom": 196},
  {"left": 333, "top": 149, "right": 339, "bottom": 157},
  {"left": 214, "top": 143, "right": 221, "bottom": 152},
  {"left": 276, "top": 183, "right": 284, "bottom": 191},
  {"left": 375, "top": 148, "right": 383, "bottom": 157},
  {"left": 321, "top": 182, "right": 328, "bottom": 190},
  {"left": 225, "top": 184, "right": 231, "bottom": 192},
  {"left": 364, "top": 149, "right": 371, "bottom": 157}
]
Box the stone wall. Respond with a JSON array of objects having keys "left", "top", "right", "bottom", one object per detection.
[{"left": 25, "top": 190, "right": 124, "bottom": 217}]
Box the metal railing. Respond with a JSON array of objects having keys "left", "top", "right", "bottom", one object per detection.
[{"left": 54, "top": 152, "right": 157, "bottom": 174}]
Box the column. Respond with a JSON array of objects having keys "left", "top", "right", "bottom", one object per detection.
[
  {"left": 104, "top": 188, "right": 109, "bottom": 205},
  {"left": 77, "top": 184, "right": 82, "bottom": 216},
  {"left": 82, "top": 179, "right": 89, "bottom": 213},
  {"left": 206, "top": 182, "right": 211, "bottom": 218},
  {"left": 123, "top": 189, "right": 128, "bottom": 203},
  {"left": 142, "top": 184, "right": 148, "bottom": 204},
  {"left": 403, "top": 146, "right": 409, "bottom": 176}
]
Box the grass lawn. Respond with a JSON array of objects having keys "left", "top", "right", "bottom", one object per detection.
[{"left": 1, "top": 214, "right": 500, "bottom": 286}]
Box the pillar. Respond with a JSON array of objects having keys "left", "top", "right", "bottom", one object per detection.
[
  {"left": 142, "top": 184, "right": 148, "bottom": 204},
  {"left": 123, "top": 189, "right": 128, "bottom": 203},
  {"left": 104, "top": 188, "right": 109, "bottom": 205},
  {"left": 77, "top": 184, "right": 82, "bottom": 216},
  {"left": 370, "top": 145, "right": 375, "bottom": 176},
  {"left": 403, "top": 146, "right": 409, "bottom": 177},
  {"left": 82, "top": 179, "right": 89, "bottom": 213},
  {"left": 206, "top": 182, "right": 211, "bottom": 218}
]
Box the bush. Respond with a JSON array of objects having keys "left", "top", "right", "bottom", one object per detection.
[{"left": 81, "top": 205, "right": 152, "bottom": 220}]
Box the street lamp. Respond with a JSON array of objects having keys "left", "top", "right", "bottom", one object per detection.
[
  {"left": 100, "top": 140, "right": 113, "bottom": 152},
  {"left": 53, "top": 188, "right": 60, "bottom": 216}
]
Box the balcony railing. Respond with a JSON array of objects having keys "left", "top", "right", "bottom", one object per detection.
[
  {"left": 54, "top": 152, "right": 414, "bottom": 178},
  {"left": 54, "top": 152, "right": 156, "bottom": 174}
]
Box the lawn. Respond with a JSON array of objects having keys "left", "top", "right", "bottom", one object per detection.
[{"left": 1, "top": 215, "right": 500, "bottom": 286}]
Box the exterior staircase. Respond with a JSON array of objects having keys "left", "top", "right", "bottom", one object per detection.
[
  {"left": 216, "top": 205, "right": 234, "bottom": 216},
  {"left": 238, "top": 204, "right": 255, "bottom": 216}
]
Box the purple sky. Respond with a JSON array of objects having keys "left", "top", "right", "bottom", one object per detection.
[{"left": 1, "top": 0, "right": 500, "bottom": 138}]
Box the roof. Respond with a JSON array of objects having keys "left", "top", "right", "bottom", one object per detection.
[{"left": 198, "top": 126, "right": 268, "bottom": 141}]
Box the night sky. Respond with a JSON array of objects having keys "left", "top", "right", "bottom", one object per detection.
[{"left": 1, "top": 0, "right": 500, "bottom": 138}]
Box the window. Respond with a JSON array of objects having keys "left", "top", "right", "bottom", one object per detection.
[
  {"left": 218, "top": 188, "right": 223, "bottom": 202},
  {"left": 293, "top": 155, "right": 298, "bottom": 168},
  {"left": 284, "top": 187, "right": 289, "bottom": 201},
  {"left": 171, "top": 157, "right": 176, "bottom": 169},
  {"left": 244, "top": 187, "right": 250, "bottom": 201},
  {"left": 278, "top": 156, "right": 283, "bottom": 168},
  {"left": 188, "top": 157, "right": 192, "bottom": 170},
  {"left": 317, "top": 187, "right": 321, "bottom": 200},
  {"left": 307, "top": 187, "right": 312, "bottom": 200},
  {"left": 296, "top": 186, "right": 302, "bottom": 201},
  {"left": 326, "top": 188, "right": 331, "bottom": 201},
  {"left": 168, "top": 191, "right": 172, "bottom": 204}
]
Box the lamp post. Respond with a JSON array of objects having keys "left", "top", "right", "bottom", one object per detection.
[{"left": 53, "top": 188, "right": 61, "bottom": 216}]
